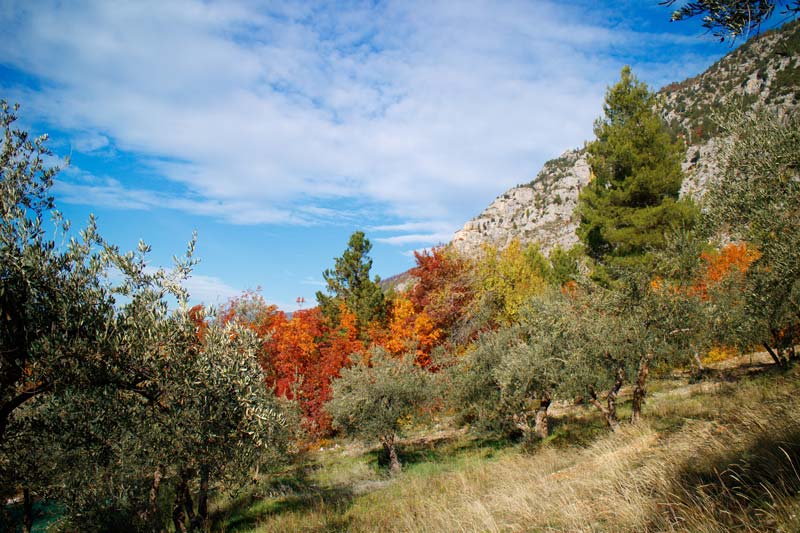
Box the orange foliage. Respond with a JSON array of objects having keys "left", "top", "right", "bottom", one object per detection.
[
  {"left": 383, "top": 296, "right": 442, "bottom": 367},
  {"left": 693, "top": 243, "right": 760, "bottom": 299},
  {"left": 188, "top": 304, "right": 208, "bottom": 341},
  {"left": 220, "top": 295, "right": 367, "bottom": 436}
]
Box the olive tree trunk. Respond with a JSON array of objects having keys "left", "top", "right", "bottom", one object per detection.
[
  {"left": 381, "top": 435, "right": 402, "bottom": 474},
  {"left": 587, "top": 368, "right": 624, "bottom": 431},
  {"left": 191, "top": 464, "right": 210, "bottom": 531},
  {"left": 763, "top": 342, "right": 787, "bottom": 367},
  {"left": 631, "top": 353, "right": 653, "bottom": 424},
  {"left": 22, "top": 487, "right": 33, "bottom": 533},
  {"left": 172, "top": 471, "right": 191, "bottom": 533},
  {"left": 534, "top": 391, "right": 551, "bottom": 439},
  {"left": 142, "top": 464, "right": 163, "bottom": 530}
]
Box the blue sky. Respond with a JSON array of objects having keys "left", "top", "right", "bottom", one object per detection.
[{"left": 0, "top": 1, "right": 740, "bottom": 310}]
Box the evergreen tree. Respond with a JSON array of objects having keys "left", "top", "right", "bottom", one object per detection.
[
  {"left": 316, "top": 231, "right": 386, "bottom": 333},
  {"left": 576, "top": 66, "right": 696, "bottom": 279}
]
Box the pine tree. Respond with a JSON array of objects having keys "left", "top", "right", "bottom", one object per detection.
[
  {"left": 576, "top": 66, "right": 696, "bottom": 278},
  {"left": 316, "top": 231, "right": 386, "bottom": 334}
]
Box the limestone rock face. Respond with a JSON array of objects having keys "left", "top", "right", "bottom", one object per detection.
[
  {"left": 452, "top": 149, "right": 590, "bottom": 255},
  {"left": 451, "top": 21, "right": 800, "bottom": 256}
]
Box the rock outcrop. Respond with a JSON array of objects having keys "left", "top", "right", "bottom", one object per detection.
[{"left": 451, "top": 20, "right": 800, "bottom": 256}]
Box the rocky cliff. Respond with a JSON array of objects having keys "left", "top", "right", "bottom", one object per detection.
[{"left": 451, "top": 21, "right": 800, "bottom": 256}]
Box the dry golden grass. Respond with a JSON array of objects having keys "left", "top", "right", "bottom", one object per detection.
[{"left": 217, "top": 362, "right": 800, "bottom": 532}]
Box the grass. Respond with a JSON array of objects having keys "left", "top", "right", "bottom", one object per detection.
[{"left": 211, "top": 353, "right": 800, "bottom": 532}]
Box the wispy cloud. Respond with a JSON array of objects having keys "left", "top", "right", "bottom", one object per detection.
[
  {"left": 374, "top": 233, "right": 453, "bottom": 246},
  {"left": 300, "top": 276, "right": 326, "bottom": 287},
  {"left": 0, "top": 0, "right": 720, "bottom": 243},
  {"left": 183, "top": 273, "right": 241, "bottom": 306}
]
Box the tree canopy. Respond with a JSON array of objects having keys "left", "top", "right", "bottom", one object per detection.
[{"left": 577, "top": 66, "right": 696, "bottom": 279}]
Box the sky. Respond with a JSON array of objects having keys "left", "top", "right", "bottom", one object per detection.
[{"left": 0, "top": 0, "right": 741, "bottom": 310}]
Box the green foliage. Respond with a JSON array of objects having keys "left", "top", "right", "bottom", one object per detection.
[
  {"left": 452, "top": 294, "right": 567, "bottom": 439},
  {"left": 546, "top": 244, "right": 582, "bottom": 287},
  {"left": 316, "top": 231, "right": 386, "bottom": 334},
  {"left": 704, "top": 108, "right": 800, "bottom": 363},
  {"left": 327, "top": 348, "right": 431, "bottom": 469},
  {"left": 662, "top": 0, "right": 800, "bottom": 41},
  {"left": 577, "top": 67, "right": 696, "bottom": 279},
  {"left": 0, "top": 102, "right": 294, "bottom": 530}
]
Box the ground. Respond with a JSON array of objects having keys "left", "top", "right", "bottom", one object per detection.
[{"left": 208, "top": 351, "right": 800, "bottom": 532}]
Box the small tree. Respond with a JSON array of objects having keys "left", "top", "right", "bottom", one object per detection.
[
  {"left": 157, "top": 317, "right": 291, "bottom": 532},
  {"left": 327, "top": 348, "right": 430, "bottom": 474}
]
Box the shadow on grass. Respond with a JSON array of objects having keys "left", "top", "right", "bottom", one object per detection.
[
  {"left": 546, "top": 411, "right": 610, "bottom": 449},
  {"left": 379, "top": 434, "right": 514, "bottom": 472},
  {"left": 209, "top": 465, "right": 356, "bottom": 532},
  {"left": 653, "top": 419, "right": 800, "bottom": 529}
]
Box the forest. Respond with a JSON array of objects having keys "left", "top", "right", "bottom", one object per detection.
[{"left": 2, "top": 4, "right": 800, "bottom": 533}]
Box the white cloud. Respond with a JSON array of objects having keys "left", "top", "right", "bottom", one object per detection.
[
  {"left": 183, "top": 273, "right": 241, "bottom": 306},
  {"left": 0, "top": 0, "right": 720, "bottom": 241},
  {"left": 374, "top": 233, "right": 453, "bottom": 246}
]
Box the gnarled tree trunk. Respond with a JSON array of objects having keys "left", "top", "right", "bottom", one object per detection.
[
  {"left": 764, "top": 342, "right": 787, "bottom": 367},
  {"left": 142, "top": 464, "right": 163, "bottom": 530},
  {"left": 631, "top": 353, "right": 653, "bottom": 423},
  {"left": 534, "top": 391, "right": 551, "bottom": 439},
  {"left": 191, "top": 464, "right": 209, "bottom": 531},
  {"left": 22, "top": 487, "right": 33, "bottom": 533},
  {"left": 172, "top": 471, "right": 190, "bottom": 533},
  {"left": 381, "top": 435, "right": 402, "bottom": 474},
  {"left": 588, "top": 369, "right": 623, "bottom": 432},
  {"left": 606, "top": 367, "right": 624, "bottom": 427},
  {"left": 182, "top": 479, "right": 195, "bottom": 529}
]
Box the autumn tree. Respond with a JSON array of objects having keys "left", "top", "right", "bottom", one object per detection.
[
  {"left": 469, "top": 240, "right": 548, "bottom": 326},
  {"left": 576, "top": 67, "right": 696, "bottom": 281},
  {"left": 327, "top": 348, "right": 431, "bottom": 474},
  {"left": 316, "top": 231, "right": 386, "bottom": 335},
  {"left": 408, "top": 246, "right": 475, "bottom": 338},
  {"left": 383, "top": 296, "right": 442, "bottom": 367}
]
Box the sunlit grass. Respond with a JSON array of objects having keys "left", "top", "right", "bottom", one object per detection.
[{"left": 212, "top": 359, "right": 800, "bottom": 532}]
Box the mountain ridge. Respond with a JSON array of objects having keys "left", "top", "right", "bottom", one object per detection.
[{"left": 450, "top": 20, "right": 800, "bottom": 256}]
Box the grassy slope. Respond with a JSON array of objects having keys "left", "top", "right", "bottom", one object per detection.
[{"left": 211, "top": 354, "right": 800, "bottom": 532}]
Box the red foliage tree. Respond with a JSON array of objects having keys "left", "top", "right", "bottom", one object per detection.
[{"left": 408, "top": 247, "right": 474, "bottom": 337}]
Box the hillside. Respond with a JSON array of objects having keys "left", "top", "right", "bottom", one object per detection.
[
  {"left": 451, "top": 20, "right": 800, "bottom": 256},
  {"left": 206, "top": 352, "right": 800, "bottom": 532}
]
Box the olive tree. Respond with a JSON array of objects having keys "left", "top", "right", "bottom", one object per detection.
[
  {"left": 661, "top": 0, "right": 800, "bottom": 41},
  {"left": 0, "top": 102, "right": 295, "bottom": 530},
  {"left": 150, "top": 315, "right": 292, "bottom": 532},
  {"left": 704, "top": 109, "right": 800, "bottom": 367},
  {"left": 327, "top": 348, "right": 431, "bottom": 474}
]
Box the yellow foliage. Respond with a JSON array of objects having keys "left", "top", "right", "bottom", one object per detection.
[
  {"left": 385, "top": 296, "right": 442, "bottom": 365},
  {"left": 474, "top": 239, "right": 548, "bottom": 322},
  {"left": 703, "top": 345, "right": 738, "bottom": 364}
]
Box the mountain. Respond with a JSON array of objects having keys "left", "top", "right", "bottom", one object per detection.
[{"left": 451, "top": 21, "right": 800, "bottom": 256}]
